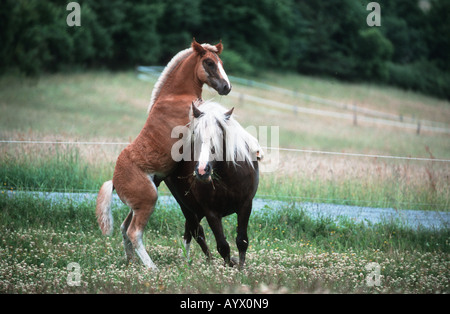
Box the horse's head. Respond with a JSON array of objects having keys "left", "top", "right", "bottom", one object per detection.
[
  {"left": 190, "top": 102, "right": 234, "bottom": 182},
  {"left": 192, "top": 39, "right": 232, "bottom": 96}
]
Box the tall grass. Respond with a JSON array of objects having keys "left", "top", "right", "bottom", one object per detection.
[
  {"left": 1, "top": 143, "right": 448, "bottom": 211},
  {"left": 257, "top": 152, "right": 449, "bottom": 211},
  {"left": 0, "top": 144, "right": 111, "bottom": 192}
]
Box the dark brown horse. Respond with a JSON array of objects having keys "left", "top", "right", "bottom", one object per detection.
[
  {"left": 96, "top": 40, "right": 231, "bottom": 270},
  {"left": 165, "top": 100, "right": 262, "bottom": 268}
]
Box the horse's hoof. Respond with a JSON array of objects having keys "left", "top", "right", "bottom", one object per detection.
[{"left": 230, "top": 256, "right": 239, "bottom": 266}]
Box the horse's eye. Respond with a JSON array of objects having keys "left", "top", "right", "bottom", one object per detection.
[{"left": 206, "top": 60, "right": 215, "bottom": 67}]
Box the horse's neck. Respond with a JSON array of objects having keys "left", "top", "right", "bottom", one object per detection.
[
  {"left": 140, "top": 55, "right": 203, "bottom": 146},
  {"left": 153, "top": 55, "right": 202, "bottom": 108}
]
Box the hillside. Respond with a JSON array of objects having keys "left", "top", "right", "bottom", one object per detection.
[{"left": 1, "top": 71, "right": 449, "bottom": 210}]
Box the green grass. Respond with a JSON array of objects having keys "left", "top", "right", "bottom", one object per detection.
[
  {"left": 0, "top": 72, "right": 150, "bottom": 138},
  {"left": 1, "top": 194, "right": 449, "bottom": 293},
  {"left": 0, "top": 145, "right": 108, "bottom": 192}
]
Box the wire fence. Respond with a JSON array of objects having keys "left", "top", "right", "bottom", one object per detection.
[{"left": 1, "top": 139, "right": 449, "bottom": 162}]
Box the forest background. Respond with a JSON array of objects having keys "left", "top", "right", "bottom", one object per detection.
[{"left": 1, "top": 0, "right": 449, "bottom": 100}]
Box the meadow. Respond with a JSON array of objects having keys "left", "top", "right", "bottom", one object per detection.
[
  {"left": 1, "top": 193, "right": 449, "bottom": 294},
  {"left": 0, "top": 71, "right": 449, "bottom": 293}
]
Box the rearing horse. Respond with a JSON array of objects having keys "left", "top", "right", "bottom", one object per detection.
[{"left": 96, "top": 40, "right": 231, "bottom": 270}]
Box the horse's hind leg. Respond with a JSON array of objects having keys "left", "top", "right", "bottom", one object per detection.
[
  {"left": 114, "top": 160, "right": 158, "bottom": 270},
  {"left": 183, "top": 212, "right": 211, "bottom": 261},
  {"left": 127, "top": 206, "right": 158, "bottom": 270},
  {"left": 120, "top": 210, "right": 134, "bottom": 263},
  {"left": 193, "top": 223, "right": 211, "bottom": 260}
]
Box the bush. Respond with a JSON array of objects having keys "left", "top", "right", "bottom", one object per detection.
[
  {"left": 388, "top": 61, "right": 450, "bottom": 99},
  {"left": 356, "top": 28, "right": 393, "bottom": 82},
  {"left": 220, "top": 49, "right": 256, "bottom": 76}
]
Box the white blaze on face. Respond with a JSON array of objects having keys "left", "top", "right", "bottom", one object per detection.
[
  {"left": 217, "top": 61, "right": 231, "bottom": 90},
  {"left": 197, "top": 141, "right": 211, "bottom": 176}
]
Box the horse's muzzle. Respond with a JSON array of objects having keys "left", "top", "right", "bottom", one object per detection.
[
  {"left": 194, "top": 162, "right": 212, "bottom": 182},
  {"left": 218, "top": 83, "right": 232, "bottom": 95}
]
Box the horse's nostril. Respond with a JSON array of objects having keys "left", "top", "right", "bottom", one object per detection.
[
  {"left": 196, "top": 162, "right": 211, "bottom": 177},
  {"left": 218, "top": 83, "right": 231, "bottom": 95}
]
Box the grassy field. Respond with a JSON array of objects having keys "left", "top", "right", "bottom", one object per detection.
[
  {"left": 1, "top": 71, "right": 449, "bottom": 293},
  {"left": 1, "top": 193, "right": 449, "bottom": 294}
]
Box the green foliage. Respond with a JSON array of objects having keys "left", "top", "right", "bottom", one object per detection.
[
  {"left": 1, "top": 0, "right": 449, "bottom": 99},
  {"left": 388, "top": 61, "right": 450, "bottom": 99},
  {"left": 425, "top": 0, "right": 450, "bottom": 72},
  {"left": 220, "top": 50, "right": 255, "bottom": 76},
  {"left": 294, "top": 0, "right": 365, "bottom": 79},
  {"left": 356, "top": 28, "right": 393, "bottom": 81}
]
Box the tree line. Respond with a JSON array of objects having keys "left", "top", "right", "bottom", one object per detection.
[{"left": 1, "top": 0, "right": 449, "bottom": 99}]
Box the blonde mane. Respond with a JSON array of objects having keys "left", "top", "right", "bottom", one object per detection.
[
  {"left": 147, "top": 44, "right": 219, "bottom": 114},
  {"left": 187, "top": 101, "right": 260, "bottom": 166}
]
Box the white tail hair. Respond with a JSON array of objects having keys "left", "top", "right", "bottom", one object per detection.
[{"left": 95, "top": 180, "right": 114, "bottom": 235}]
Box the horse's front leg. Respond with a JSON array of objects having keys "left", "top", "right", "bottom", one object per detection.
[
  {"left": 236, "top": 204, "right": 252, "bottom": 269},
  {"left": 205, "top": 213, "right": 233, "bottom": 267}
]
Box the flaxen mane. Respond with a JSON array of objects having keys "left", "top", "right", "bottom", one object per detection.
[{"left": 187, "top": 100, "right": 260, "bottom": 166}]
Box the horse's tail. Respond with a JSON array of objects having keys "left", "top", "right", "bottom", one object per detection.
[{"left": 96, "top": 180, "right": 114, "bottom": 236}]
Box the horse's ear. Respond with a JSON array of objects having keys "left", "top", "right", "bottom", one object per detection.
[
  {"left": 215, "top": 41, "right": 223, "bottom": 55},
  {"left": 191, "top": 102, "right": 203, "bottom": 119},
  {"left": 224, "top": 107, "right": 234, "bottom": 120},
  {"left": 192, "top": 38, "right": 206, "bottom": 56}
]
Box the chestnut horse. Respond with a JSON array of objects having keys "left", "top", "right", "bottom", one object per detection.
[
  {"left": 96, "top": 40, "right": 231, "bottom": 270},
  {"left": 165, "top": 100, "right": 262, "bottom": 268}
]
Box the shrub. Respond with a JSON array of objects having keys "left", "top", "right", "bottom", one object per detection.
[
  {"left": 388, "top": 61, "right": 450, "bottom": 99},
  {"left": 220, "top": 49, "right": 256, "bottom": 76},
  {"left": 356, "top": 28, "right": 393, "bottom": 82}
]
